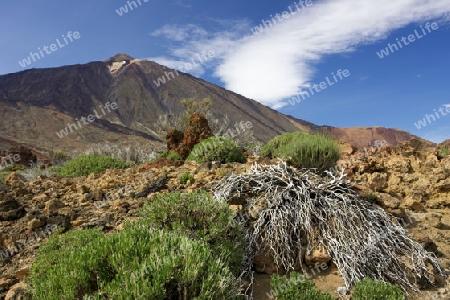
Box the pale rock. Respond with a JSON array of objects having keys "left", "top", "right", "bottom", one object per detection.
[
  {"left": 45, "top": 199, "right": 65, "bottom": 215},
  {"left": 28, "top": 218, "right": 44, "bottom": 229},
  {"left": 31, "top": 194, "right": 48, "bottom": 202},
  {"left": 305, "top": 245, "right": 331, "bottom": 266},
  {"left": 404, "top": 198, "right": 425, "bottom": 212},
  {"left": 368, "top": 172, "right": 388, "bottom": 191}
]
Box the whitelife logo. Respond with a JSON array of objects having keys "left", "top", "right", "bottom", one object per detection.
[
  {"left": 56, "top": 102, "right": 118, "bottom": 139},
  {"left": 18, "top": 31, "right": 81, "bottom": 68},
  {"left": 0, "top": 154, "right": 21, "bottom": 171},
  {"left": 289, "top": 69, "right": 350, "bottom": 106},
  {"left": 414, "top": 104, "right": 450, "bottom": 129},
  {"left": 116, "top": 0, "right": 149, "bottom": 16},
  {"left": 251, "top": 1, "right": 313, "bottom": 35},
  {"left": 376, "top": 22, "right": 439, "bottom": 59}
]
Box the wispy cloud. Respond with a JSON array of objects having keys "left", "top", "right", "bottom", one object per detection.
[{"left": 149, "top": 0, "right": 450, "bottom": 108}]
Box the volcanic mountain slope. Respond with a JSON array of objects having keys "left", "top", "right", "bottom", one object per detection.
[{"left": 0, "top": 54, "right": 417, "bottom": 153}]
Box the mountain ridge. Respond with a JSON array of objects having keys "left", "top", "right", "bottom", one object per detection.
[{"left": 0, "top": 54, "right": 421, "bottom": 153}]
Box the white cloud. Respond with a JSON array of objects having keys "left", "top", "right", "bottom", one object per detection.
[{"left": 149, "top": 0, "right": 450, "bottom": 108}]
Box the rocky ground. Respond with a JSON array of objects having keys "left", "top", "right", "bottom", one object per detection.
[{"left": 1, "top": 138, "right": 450, "bottom": 299}]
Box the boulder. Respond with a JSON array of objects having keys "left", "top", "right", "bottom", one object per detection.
[{"left": 0, "top": 197, "right": 25, "bottom": 221}]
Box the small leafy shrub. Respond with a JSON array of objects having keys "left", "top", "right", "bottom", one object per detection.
[
  {"left": 365, "top": 191, "right": 378, "bottom": 203},
  {"left": 187, "top": 136, "right": 246, "bottom": 164},
  {"left": 57, "top": 155, "right": 129, "bottom": 177},
  {"left": 269, "top": 272, "right": 333, "bottom": 300},
  {"left": 48, "top": 150, "right": 70, "bottom": 165},
  {"left": 126, "top": 191, "right": 245, "bottom": 275},
  {"left": 0, "top": 172, "right": 10, "bottom": 183},
  {"left": 438, "top": 146, "right": 449, "bottom": 159},
  {"left": 1, "top": 164, "right": 25, "bottom": 172},
  {"left": 27, "top": 227, "right": 239, "bottom": 299},
  {"left": 0, "top": 164, "right": 25, "bottom": 183},
  {"left": 351, "top": 278, "right": 405, "bottom": 300},
  {"left": 179, "top": 171, "right": 194, "bottom": 184},
  {"left": 260, "top": 132, "right": 341, "bottom": 172},
  {"left": 166, "top": 151, "right": 183, "bottom": 161}
]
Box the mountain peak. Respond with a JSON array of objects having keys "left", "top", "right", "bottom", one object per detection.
[{"left": 104, "top": 53, "right": 135, "bottom": 64}]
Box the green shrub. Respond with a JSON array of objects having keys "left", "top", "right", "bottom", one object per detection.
[
  {"left": 179, "top": 171, "right": 194, "bottom": 184},
  {"left": 438, "top": 146, "right": 449, "bottom": 159},
  {"left": 187, "top": 136, "right": 246, "bottom": 164},
  {"left": 269, "top": 272, "right": 333, "bottom": 300},
  {"left": 1, "top": 164, "right": 25, "bottom": 172},
  {"left": 126, "top": 191, "right": 245, "bottom": 275},
  {"left": 261, "top": 132, "right": 341, "bottom": 172},
  {"left": 57, "top": 155, "right": 129, "bottom": 177},
  {"left": 48, "top": 150, "right": 70, "bottom": 165},
  {"left": 365, "top": 192, "right": 378, "bottom": 203},
  {"left": 0, "top": 171, "right": 12, "bottom": 183},
  {"left": 166, "top": 151, "right": 183, "bottom": 161},
  {"left": 27, "top": 227, "right": 239, "bottom": 299},
  {"left": 351, "top": 278, "right": 405, "bottom": 300}
]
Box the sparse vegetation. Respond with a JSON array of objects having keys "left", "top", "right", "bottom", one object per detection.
[
  {"left": 438, "top": 146, "right": 449, "bottom": 159},
  {"left": 0, "top": 164, "right": 24, "bottom": 183},
  {"left": 365, "top": 191, "right": 378, "bottom": 203},
  {"left": 18, "top": 164, "right": 62, "bottom": 181},
  {"left": 85, "top": 142, "right": 159, "bottom": 163},
  {"left": 351, "top": 278, "right": 405, "bottom": 300},
  {"left": 269, "top": 272, "right": 333, "bottom": 300},
  {"left": 48, "top": 149, "right": 70, "bottom": 165},
  {"left": 187, "top": 136, "right": 246, "bottom": 164},
  {"left": 166, "top": 151, "right": 183, "bottom": 161},
  {"left": 154, "top": 97, "right": 213, "bottom": 137},
  {"left": 179, "top": 171, "right": 194, "bottom": 184},
  {"left": 260, "top": 132, "right": 341, "bottom": 172},
  {"left": 57, "top": 155, "right": 129, "bottom": 177}
]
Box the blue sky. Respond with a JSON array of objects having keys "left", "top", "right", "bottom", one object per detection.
[{"left": 1, "top": 0, "right": 450, "bottom": 143}]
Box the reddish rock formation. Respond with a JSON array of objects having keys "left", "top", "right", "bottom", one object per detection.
[
  {"left": 166, "top": 128, "right": 184, "bottom": 154},
  {"left": 166, "top": 113, "right": 213, "bottom": 159}
]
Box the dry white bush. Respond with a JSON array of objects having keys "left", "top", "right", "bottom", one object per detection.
[
  {"left": 85, "top": 142, "right": 159, "bottom": 163},
  {"left": 213, "top": 160, "right": 446, "bottom": 294}
]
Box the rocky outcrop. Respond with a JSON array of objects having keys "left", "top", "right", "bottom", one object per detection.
[{"left": 167, "top": 113, "right": 213, "bottom": 159}]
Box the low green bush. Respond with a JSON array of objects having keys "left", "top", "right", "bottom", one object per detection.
[
  {"left": 48, "top": 150, "right": 70, "bottom": 165},
  {"left": 351, "top": 278, "right": 405, "bottom": 300},
  {"left": 57, "top": 155, "right": 129, "bottom": 177},
  {"left": 166, "top": 151, "right": 183, "bottom": 161},
  {"left": 365, "top": 191, "right": 378, "bottom": 203},
  {"left": 27, "top": 227, "right": 239, "bottom": 299},
  {"left": 179, "top": 171, "right": 194, "bottom": 184},
  {"left": 438, "top": 146, "right": 449, "bottom": 159},
  {"left": 1, "top": 164, "right": 25, "bottom": 172},
  {"left": 260, "top": 132, "right": 341, "bottom": 172},
  {"left": 269, "top": 272, "right": 333, "bottom": 300},
  {"left": 126, "top": 191, "right": 245, "bottom": 275},
  {"left": 187, "top": 136, "right": 246, "bottom": 164},
  {"left": 0, "top": 171, "right": 12, "bottom": 183}
]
